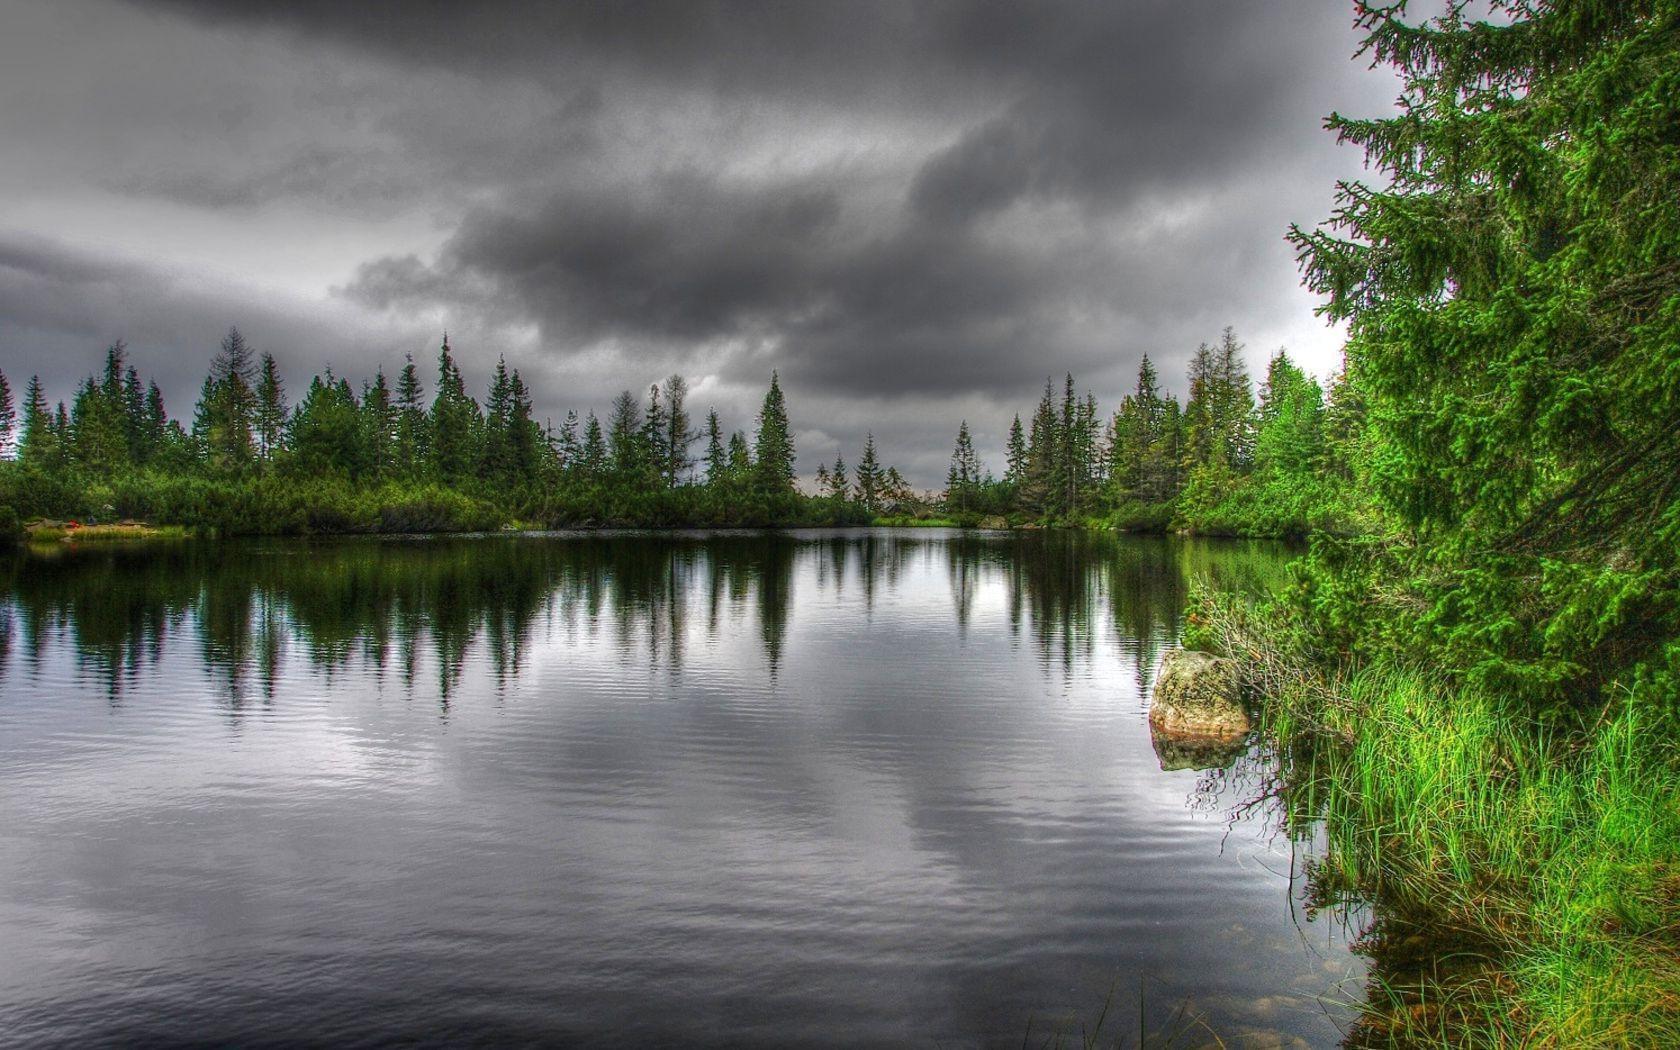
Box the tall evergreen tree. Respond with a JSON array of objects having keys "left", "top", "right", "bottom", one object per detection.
[
  {"left": 703, "top": 409, "right": 726, "bottom": 485},
  {"left": 70, "top": 351, "right": 129, "bottom": 475},
  {"left": 726, "top": 430, "right": 752, "bottom": 480},
  {"left": 607, "top": 390, "right": 645, "bottom": 478},
  {"left": 946, "top": 420, "right": 982, "bottom": 511},
  {"left": 506, "top": 369, "right": 543, "bottom": 485},
  {"left": 640, "top": 382, "right": 668, "bottom": 483},
  {"left": 482, "top": 357, "right": 515, "bottom": 483},
  {"left": 362, "top": 367, "right": 396, "bottom": 479},
  {"left": 197, "top": 327, "right": 258, "bottom": 473},
  {"left": 581, "top": 412, "right": 607, "bottom": 477},
  {"left": 827, "top": 454, "right": 849, "bottom": 500},
  {"left": 19, "top": 375, "right": 60, "bottom": 469},
  {"left": 854, "top": 433, "right": 884, "bottom": 514},
  {"left": 0, "top": 367, "right": 13, "bottom": 458},
  {"left": 662, "top": 374, "right": 693, "bottom": 485},
  {"left": 428, "top": 336, "right": 482, "bottom": 484},
  {"left": 290, "top": 369, "right": 364, "bottom": 477},
  {"left": 753, "top": 371, "right": 795, "bottom": 494},
  {"left": 1290, "top": 0, "right": 1680, "bottom": 703},
  {"left": 255, "top": 353, "right": 287, "bottom": 465},
  {"left": 1022, "top": 379, "right": 1058, "bottom": 515},
  {"left": 1004, "top": 414, "right": 1027, "bottom": 485},
  {"left": 394, "top": 354, "right": 426, "bottom": 479}
]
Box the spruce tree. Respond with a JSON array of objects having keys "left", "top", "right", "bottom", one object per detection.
[
  {"left": 1290, "top": 0, "right": 1680, "bottom": 704},
  {"left": 753, "top": 371, "right": 795, "bottom": 494},
  {"left": 557, "top": 410, "right": 581, "bottom": 472},
  {"left": 19, "top": 375, "right": 58, "bottom": 469},
  {"left": 703, "top": 409, "right": 726, "bottom": 485},
  {"left": 199, "top": 327, "right": 258, "bottom": 473},
  {"left": 607, "top": 390, "right": 644, "bottom": 478},
  {"left": 854, "top": 433, "right": 884, "bottom": 514},
  {"left": 482, "top": 357, "right": 514, "bottom": 482},
  {"left": 946, "top": 420, "right": 981, "bottom": 512},
  {"left": 581, "top": 412, "right": 607, "bottom": 476},
  {"left": 1004, "top": 414, "right": 1027, "bottom": 485},
  {"left": 394, "top": 354, "right": 426, "bottom": 479},
  {"left": 726, "top": 431, "right": 752, "bottom": 479},
  {"left": 428, "top": 336, "right": 481, "bottom": 484},
  {"left": 640, "top": 382, "right": 668, "bottom": 483},
  {"left": 362, "top": 367, "right": 395, "bottom": 479},
  {"left": 662, "top": 374, "right": 693, "bottom": 485},
  {"left": 0, "top": 368, "right": 13, "bottom": 458},
  {"left": 255, "top": 353, "right": 288, "bottom": 465}
]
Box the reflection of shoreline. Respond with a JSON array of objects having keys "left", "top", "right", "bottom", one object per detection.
[
  {"left": 1148, "top": 723, "right": 1249, "bottom": 772},
  {"left": 1, "top": 531, "right": 1292, "bottom": 703}
]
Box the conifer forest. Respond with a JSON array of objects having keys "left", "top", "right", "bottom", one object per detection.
[{"left": 3, "top": 2, "right": 1679, "bottom": 1047}]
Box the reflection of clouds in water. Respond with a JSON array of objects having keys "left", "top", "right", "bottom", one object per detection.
[{"left": 0, "top": 531, "right": 1357, "bottom": 1048}]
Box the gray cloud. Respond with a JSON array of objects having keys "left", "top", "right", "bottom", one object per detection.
[{"left": 1, "top": 0, "right": 1398, "bottom": 485}]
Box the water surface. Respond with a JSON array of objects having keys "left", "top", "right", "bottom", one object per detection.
[{"left": 0, "top": 530, "right": 1364, "bottom": 1047}]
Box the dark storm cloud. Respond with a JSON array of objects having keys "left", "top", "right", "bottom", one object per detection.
[
  {"left": 0, "top": 233, "right": 425, "bottom": 413},
  {"left": 3, "top": 0, "right": 1397, "bottom": 483}
]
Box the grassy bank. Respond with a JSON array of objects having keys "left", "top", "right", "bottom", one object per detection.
[{"left": 1201, "top": 601, "right": 1680, "bottom": 1046}]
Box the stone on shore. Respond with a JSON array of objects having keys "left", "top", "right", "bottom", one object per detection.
[{"left": 1148, "top": 648, "right": 1249, "bottom": 741}]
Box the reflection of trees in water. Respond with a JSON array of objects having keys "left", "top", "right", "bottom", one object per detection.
[
  {"left": 0, "top": 532, "right": 1291, "bottom": 713},
  {"left": 0, "top": 535, "right": 808, "bottom": 708}
]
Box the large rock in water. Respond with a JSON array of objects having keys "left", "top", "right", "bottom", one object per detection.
[{"left": 1149, "top": 649, "right": 1249, "bottom": 741}]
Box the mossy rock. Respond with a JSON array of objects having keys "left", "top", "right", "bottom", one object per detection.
[{"left": 1148, "top": 648, "right": 1249, "bottom": 740}]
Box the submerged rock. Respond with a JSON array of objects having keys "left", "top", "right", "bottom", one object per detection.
[
  {"left": 1149, "top": 725, "right": 1247, "bottom": 771},
  {"left": 1149, "top": 648, "right": 1250, "bottom": 741}
]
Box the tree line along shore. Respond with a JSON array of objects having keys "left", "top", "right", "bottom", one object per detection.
[
  {"left": 3, "top": 1, "right": 1678, "bottom": 1044},
  {"left": 0, "top": 322, "right": 1337, "bottom": 539}
]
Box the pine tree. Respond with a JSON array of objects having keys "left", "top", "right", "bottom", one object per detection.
[
  {"left": 854, "top": 433, "right": 884, "bottom": 514},
  {"left": 362, "top": 367, "right": 395, "bottom": 479},
  {"left": 19, "top": 375, "right": 60, "bottom": 469},
  {"left": 662, "top": 374, "right": 693, "bottom": 485},
  {"left": 753, "top": 371, "right": 795, "bottom": 494},
  {"left": 198, "top": 327, "right": 258, "bottom": 473},
  {"left": 827, "top": 454, "right": 849, "bottom": 500},
  {"left": 581, "top": 412, "right": 607, "bottom": 476},
  {"left": 70, "top": 351, "right": 129, "bottom": 475},
  {"left": 0, "top": 368, "right": 13, "bottom": 458},
  {"left": 1213, "top": 327, "right": 1255, "bottom": 470},
  {"left": 429, "top": 335, "right": 482, "bottom": 484},
  {"left": 557, "top": 410, "right": 581, "bottom": 472},
  {"left": 255, "top": 353, "right": 287, "bottom": 465},
  {"left": 1022, "top": 379, "right": 1058, "bottom": 516},
  {"left": 640, "top": 382, "right": 668, "bottom": 483},
  {"left": 482, "top": 357, "right": 515, "bottom": 483},
  {"left": 1289, "top": 0, "right": 1680, "bottom": 703},
  {"left": 703, "top": 409, "right": 726, "bottom": 485},
  {"left": 142, "top": 383, "right": 170, "bottom": 464},
  {"left": 393, "top": 354, "right": 426, "bottom": 478},
  {"left": 121, "top": 365, "right": 146, "bottom": 463},
  {"left": 883, "top": 467, "right": 911, "bottom": 507},
  {"left": 607, "top": 390, "right": 645, "bottom": 478},
  {"left": 726, "top": 430, "right": 752, "bottom": 479},
  {"left": 1004, "top": 414, "right": 1027, "bottom": 485},
  {"left": 946, "top": 420, "right": 982, "bottom": 512},
  {"left": 507, "top": 369, "right": 543, "bottom": 486}
]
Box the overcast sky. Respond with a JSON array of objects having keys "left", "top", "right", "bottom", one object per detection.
[{"left": 1, "top": 0, "right": 1402, "bottom": 486}]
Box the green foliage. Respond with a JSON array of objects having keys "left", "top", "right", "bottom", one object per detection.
[
  {"left": 6, "top": 338, "right": 861, "bottom": 533},
  {"left": 1286, "top": 0, "right": 1680, "bottom": 710}
]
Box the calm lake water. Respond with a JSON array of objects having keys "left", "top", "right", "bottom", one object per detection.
[{"left": 0, "top": 530, "right": 1367, "bottom": 1048}]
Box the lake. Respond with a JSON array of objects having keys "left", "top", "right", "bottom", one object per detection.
[{"left": 0, "top": 530, "right": 1367, "bottom": 1048}]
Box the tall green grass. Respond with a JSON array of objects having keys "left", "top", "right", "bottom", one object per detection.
[{"left": 1268, "top": 666, "right": 1680, "bottom": 1046}]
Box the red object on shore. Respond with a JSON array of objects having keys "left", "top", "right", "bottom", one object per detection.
[{"left": 67, "top": 521, "right": 80, "bottom": 529}]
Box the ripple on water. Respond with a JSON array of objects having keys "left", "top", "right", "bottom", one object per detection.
[{"left": 0, "top": 532, "right": 1360, "bottom": 1049}]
